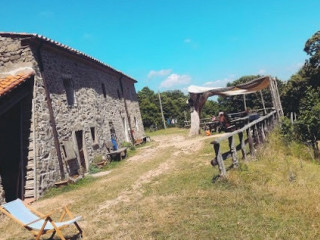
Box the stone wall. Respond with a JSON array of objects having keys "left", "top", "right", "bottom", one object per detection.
[
  {"left": 0, "top": 35, "right": 145, "bottom": 200},
  {"left": 0, "top": 36, "right": 35, "bottom": 69},
  {"left": 121, "top": 78, "right": 145, "bottom": 140},
  {"left": 0, "top": 36, "right": 40, "bottom": 202},
  {"left": 37, "top": 45, "right": 144, "bottom": 170}
]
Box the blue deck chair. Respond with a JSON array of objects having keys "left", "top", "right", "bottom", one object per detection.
[{"left": 0, "top": 199, "right": 84, "bottom": 240}]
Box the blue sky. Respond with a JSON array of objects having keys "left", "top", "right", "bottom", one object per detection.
[{"left": 1, "top": 0, "right": 319, "bottom": 92}]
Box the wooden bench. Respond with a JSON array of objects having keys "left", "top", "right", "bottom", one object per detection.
[{"left": 106, "top": 141, "right": 127, "bottom": 161}]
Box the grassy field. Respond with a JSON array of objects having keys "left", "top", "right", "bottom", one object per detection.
[{"left": 1, "top": 128, "right": 320, "bottom": 239}]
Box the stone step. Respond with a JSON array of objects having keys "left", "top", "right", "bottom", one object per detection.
[{"left": 24, "top": 190, "right": 34, "bottom": 198}]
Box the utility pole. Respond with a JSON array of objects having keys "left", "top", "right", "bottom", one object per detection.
[{"left": 158, "top": 91, "right": 167, "bottom": 129}]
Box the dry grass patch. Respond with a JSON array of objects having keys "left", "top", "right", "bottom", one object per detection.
[{"left": 2, "top": 128, "right": 320, "bottom": 239}]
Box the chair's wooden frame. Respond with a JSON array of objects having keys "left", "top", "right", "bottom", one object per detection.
[{"left": 0, "top": 201, "right": 84, "bottom": 240}]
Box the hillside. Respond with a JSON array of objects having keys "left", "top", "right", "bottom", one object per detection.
[{"left": 1, "top": 128, "right": 320, "bottom": 239}]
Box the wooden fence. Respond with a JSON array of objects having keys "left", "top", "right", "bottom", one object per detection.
[{"left": 210, "top": 110, "right": 278, "bottom": 177}]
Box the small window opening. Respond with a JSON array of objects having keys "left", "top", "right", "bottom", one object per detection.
[
  {"left": 101, "top": 83, "right": 107, "bottom": 98},
  {"left": 90, "top": 127, "right": 96, "bottom": 142},
  {"left": 117, "top": 89, "right": 121, "bottom": 99},
  {"left": 134, "top": 117, "right": 138, "bottom": 131},
  {"left": 63, "top": 78, "right": 75, "bottom": 106}
]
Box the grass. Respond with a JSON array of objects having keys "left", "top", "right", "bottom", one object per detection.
[
  {"left": 146, "top": 127, "right": 188, "bottom": 137},
  {"left": 1, "top": 128, "right": 320, "bottom": 239}
]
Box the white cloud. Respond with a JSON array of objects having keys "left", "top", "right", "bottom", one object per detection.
[
  {"left": 258, "top": 69, "right": 266, "bottom": 75},
  {"left": 203, "top": 75, "right": 236, "bottom": 88},
  {"left": 147, "top": 69, "right": 172, "bottom": 79},
  {"left": 184, "top": 38, "right": 192, "bottom": 43},
  {"left": 160, "top": 73, "right": 191, "bottom": 88}
]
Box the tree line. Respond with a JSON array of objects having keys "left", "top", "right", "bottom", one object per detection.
[{"left": 280, "top": 30, "right": 320, "bottom": 156}]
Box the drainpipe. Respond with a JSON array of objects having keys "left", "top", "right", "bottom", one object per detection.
[
  {"left": 119, "top": 76, "right": 135, "bottom": 144},
  {"left": 35, "top": 42, "right": 65, "bottom": 180}
]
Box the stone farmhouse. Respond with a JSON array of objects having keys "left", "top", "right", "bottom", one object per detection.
[{"left": 0, "top": 33, "right": 145, "bottom": 203}]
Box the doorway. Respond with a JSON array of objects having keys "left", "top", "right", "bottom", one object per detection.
[
  {"left": 75, "top": 130, "right": 87, "bottom": 171},
  {"left": 0, "top": 97, "right": 31, "bottom": 202}
]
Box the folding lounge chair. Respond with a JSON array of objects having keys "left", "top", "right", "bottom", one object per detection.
[{"left": 0, "top": 199, "right": 84, "bottom": 240}]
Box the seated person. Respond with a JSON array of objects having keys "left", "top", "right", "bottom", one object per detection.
[{"left": 218, "top": 112, "right": 232, "bottom": 132}]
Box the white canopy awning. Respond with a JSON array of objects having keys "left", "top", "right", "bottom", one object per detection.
[{"left": 188, "top": 76, "right": 271, "bottom": 97}]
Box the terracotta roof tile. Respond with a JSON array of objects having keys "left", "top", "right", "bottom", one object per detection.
[{"left": 0, "top": 71, "right": 34, "bottom": 97}]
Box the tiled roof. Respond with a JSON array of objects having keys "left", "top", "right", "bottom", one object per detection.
[
  {"left": 0, "top": 70, "right": 34, "bottom": 97},
  {"left": 0, "top": 32, "right": 137, "bottom": 83}
]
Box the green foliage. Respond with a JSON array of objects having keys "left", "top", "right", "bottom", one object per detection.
[
  {"left": 137, "top": 87, "right": 190, "bottom": 129},
  {"left": 280, "top": 30, "right": 320, "bottom": 158},
  {"left": 279, "top": 117, "right": 295, "bottom": 143},
  {"left": 137, "top": 87, "right": 162, "bottom": 128},
  {"left": 294, "top": 87, "right": 320, "bottom": 143},
  {"left": 281, "top": 70, "right": 309, "bottom": 113},
  {"left": 304, "top": 30, "right": 320, "bottom": 71},
  {"left": 42, "top": 177, "right": 96, "bottom": 199},
  {"left": 89, "top": 164, "right": 102, "bottom": 174},
  {"left": 122, "top": 141, "right": 136, "bottom": 151},
  {"left": 201, "top": 99, "right": 219, "bottom": 118}
]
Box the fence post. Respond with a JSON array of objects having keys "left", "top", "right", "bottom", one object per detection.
[
  {"left": 213, "top": 143, "right": 226, "bottom": 177},
  {"left": 246, "top": 127, "right": 255, "bottom": 156},
  {"left": 228, "top": 135, "right": 238, "bottom": 167},
  {"left": 264, "top": 119, "right": 269, "bottom": 135},
  {"left": 259, "top": 122, "right": 266, "bottom": 142},
  {"left": 253, "top": 124, "right": 260, "bottom": 146},
  {"left": 238, "top": 131, "right": 246, "bottom": 160}
]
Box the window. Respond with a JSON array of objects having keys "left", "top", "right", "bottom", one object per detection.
[
  {"left": 90, "top": 127, "right": 96, "bottom": 143},
  {"left": 101, "top": 83, "right": 106, "bottom": 98},
  {"left": 63, "top": 78, "right": 76, "bottom": 106},
  {"left": 134, "top": 117, "right": 138, "bottom": 130}
]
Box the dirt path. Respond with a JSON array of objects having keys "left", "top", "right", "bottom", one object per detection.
[
  {"left": 96, "top": 133, "right": 216, "bottom": 214},
  {"left": 0, "top": 130, "right": 220, "bottom": 239}
]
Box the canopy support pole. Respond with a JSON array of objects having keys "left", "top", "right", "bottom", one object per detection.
[
  {"left": 188, "top": 93, "right": 208, "bottom": 136},
  {"left": 259, "top": 90, "right": 267, "bottom": 115},
  {"left": 243, "top": 94, "right": 247, "bottom": 111}
]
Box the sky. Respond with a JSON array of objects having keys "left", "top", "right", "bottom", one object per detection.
[{"left": 1, "top": 0, "right": 319, "bottom": 93}]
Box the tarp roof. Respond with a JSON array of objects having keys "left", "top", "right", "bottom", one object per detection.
[{"left": 188, "top": 76, "right": 271, "bottom": 96}]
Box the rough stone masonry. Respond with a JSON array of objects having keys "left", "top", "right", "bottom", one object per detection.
[{"left": 0, "top": 33, "right": 145, "bottom": 203}]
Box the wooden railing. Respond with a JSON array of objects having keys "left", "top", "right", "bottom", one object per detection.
[{"left": 210, "top": 110, "right": 278, "bottom": 177}]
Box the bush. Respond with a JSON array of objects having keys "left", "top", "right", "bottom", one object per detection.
[
  {"left": 280, "top": 117, "right": 295, "bottom": 143},
  {"left": 122, "top": 142, "right": 136, "bottom": 151}
]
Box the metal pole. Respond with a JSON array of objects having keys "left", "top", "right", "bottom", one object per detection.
[{"left": 158, "top": 91, "right": 167, "bottom": 129}]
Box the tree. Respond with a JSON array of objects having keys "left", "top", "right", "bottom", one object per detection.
[
  {"left": 304, "top": 31, "right": 320, "bottom": 70},
  {"left": 137, "top": 87, "right": 162, "bottom": 128},
  {"left": 281, "top": 30, "right": 320, "bottom": 159},
  {"left": 137, "top": 88, "right": 190, "bottom": 129},
  {"left": 202, "top": 99, "right": 219, "bottom": 118}
]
